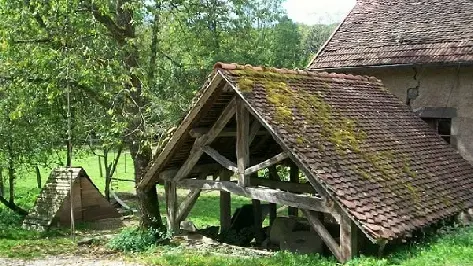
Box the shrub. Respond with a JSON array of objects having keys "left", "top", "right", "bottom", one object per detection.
[{"left": 107, "top": 226, "right": 170, "bottom": 252}]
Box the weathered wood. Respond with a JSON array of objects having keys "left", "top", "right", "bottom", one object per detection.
[
  {"left": 248, "top": 119, "right": 262, "bottom": 145},
  {"left": 177, "top": 179, "right": 334, "bottom": 214},
  {"left": 236, "top": 98, "right": 250, "bottom": 187},
  {"left": 288, "top": 163, "right": 300, "bottom": 217},
  {"left": 244, "top": 152, "right": 289, "bottom": 176},
  {"left": 340, "top": 212, "right": 359, "bottom": 261},
  {"left": 303, "top": 209, "right": 344, "bottom": 262},
  {"left": 252, "top": 199, "right": 264, "bottom": 245},
  {"left": 189, "top": 127, "right": 267, "bottom": 139},
  {"left": 140, "top": 74, "right": 224, "bottom": 189},
  {"left": 220, "top": 171, "right": 232, "bottom": 232},
  {"left": 268, "top": 166, "right": 279, "bottom": 226},
  {"left": 202, "top": 146, "right": 238, "bottom": 172},
  {"left": 165, "top": 181, "right": 178, "bottom": 232},
  {"left": 159, "top": 164, "right": 224, "bottom": 181},
  {"left": 176, "top": 189, "right": 201, "bottom": 224},
  {"left": 250, "top": 177, "right": 316, "bottom": 194},
  {"left": 173, "top": 97, "right": 236, "bottom": 182}
]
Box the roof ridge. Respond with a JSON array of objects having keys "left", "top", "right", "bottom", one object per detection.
[{"left": 213, "top": 62, "right": 382, "bottom": 83}]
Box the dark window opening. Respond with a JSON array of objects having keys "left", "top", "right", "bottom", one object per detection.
[{"left": 422, "top": 118, "right": 451, "bottom": 144}]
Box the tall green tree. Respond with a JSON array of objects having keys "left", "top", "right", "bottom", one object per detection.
[{"left": 0, "top": 0, "right": 322, "bottom": 228}]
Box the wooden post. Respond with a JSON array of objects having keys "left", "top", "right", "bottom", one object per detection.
[
  {"left": 220, "top": 172, "right": 232, "bottom": 232},
  {"left": 268, "top": 166, "right": 279, "bottom": 225},
  {"left": 340, "top": 212, "right": 359, "bottom": 262},
  {"left": 236, "top": 98, "right": 250, "bottom": 187},
  {"left": 165, "top": 181, "right": 178, "bottom": 233},
  {"left": 252, "top": 199, "right": 264, "bottom": 245},
  {"left": 303, "top": 209, "right": 343, "bottom": 262},
  {"left": 288, "top": 163, "right": 299, "bottom": 217}
]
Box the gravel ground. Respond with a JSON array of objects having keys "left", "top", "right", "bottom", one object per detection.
[{"left": 0, "top": 256, "right": 144, "bottom": 266}]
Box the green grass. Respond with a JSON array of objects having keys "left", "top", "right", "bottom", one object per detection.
[{"left": 1, "top": 152, "right": 473, "bottom": 265}]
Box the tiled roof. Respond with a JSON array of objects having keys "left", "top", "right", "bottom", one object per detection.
[
  {"left": 216, "top": 63, "right": 473, "bottom": 241},
  {"left": 310, "top": 0, "right": 473, "bottom": 69}
]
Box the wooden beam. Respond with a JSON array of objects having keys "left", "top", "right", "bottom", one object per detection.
[
  {"left": 165, "top": 181, "right": 178, "bottom": 232},
  {"left": 268, "top": 166, "right": 280, "bottom": 226},
  {"left": 159, "top": 164, "right": 224, "bottom": 181},
  {"left": 236, "top": 98, "right": 250, "bottom": 187},
  {"left": 340, "top": 212, "right": 359, "bottom": 261},
  {"left": 202, "top": 146, "right": 237, "bottom": 172},
  {"left": 189, "top": 127, "right": 267, "bottom": 139},
  {"left": 176, "top": 189, "right": 201, "bottom": 224},
  {"left": 252, "top": 198, "right": 264, "bottom": 245},
  {"left": 172, "top": 97, "right": 236, "bottom": 182},
  {"left": 244, "top": 152, "right": 289, "bottom": 176},
  {"left": 220, "top": 171, "right": 232, "bottom": 232},
  {"left": 248, "top": 119, "right": 262, "bottom": 145},
  {"left": 177, "top": 179, "right": 334, "bottom": 214},
  {"left": 303, "top": 209, "right": 344, "bottom": 262},
  {"left": 288, "top": 163, "right": 300, "bottom": 217},
  {"left": 139, "top": 74, "right": 224, "bottom": 189},
  {"left": 250, "top": 177, "right": 316, "bottom": 194}
]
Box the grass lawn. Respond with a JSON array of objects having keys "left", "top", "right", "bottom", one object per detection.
[{"left": 1, "top": 151, "right": 473, "bottom": 265}]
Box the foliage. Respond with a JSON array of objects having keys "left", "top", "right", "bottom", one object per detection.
[{"left": 107, "top": 226, "right": 170, "bottom": 252}]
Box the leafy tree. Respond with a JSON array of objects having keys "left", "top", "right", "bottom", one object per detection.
[{"left": 0, "top": 0, "right": 327, "bottom": 229}]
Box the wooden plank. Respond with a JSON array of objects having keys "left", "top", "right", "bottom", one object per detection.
[
  {"left": 172, "top": 97, "right": 236, "bottom": 182},
  {"left": 176, "top": 189, "right": 201, "bottom": 224},
  {"left": 165, "top": 181, "right": 178, "bottom": 232},
  {"left": 189, "top": 127, "right": 267, "bottom": 139},
  {"left": 139, "top": 74, "right": 224, "bottom": 189},
  {"left": 244, "top": 152, "right": 289, "bottom": 176},
  {"left": 303, "top": 209, "right": 344, "bottom": 262},
  {"left": 288, "top": 163, "right": 300, "bottom": 217},
  {"left": 250, "top": 177, "right": 316, "bottom": 194},
  {"left": 252, "top": 199, "right": 264, "bottom": 245},
  {"left": 236, "top": 98, "right": 250, "bottom": 187},
  {"left": 340, "top": 212, "right": 359, "bottom": 262},
  {"left": 219, "top": 171, "right": 232, "bottom": 232},
  {"left": 202, "top": 146, "right": 237, "bottom": 172},
  {"left": 177, "top": 179, "right": 334, "bottom": 214}
]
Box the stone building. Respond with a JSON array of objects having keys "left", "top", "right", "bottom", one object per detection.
[{"left": 310, "top": 0, "right": 473, "bottom": 163}]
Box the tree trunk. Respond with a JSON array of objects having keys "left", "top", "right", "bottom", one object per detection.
[
  {"left": 0, "top": 195, "right": 28, "bottom": 216},
  {"left": 130, "top": 144, "right": 164, "bottom": 231},
  {"left": 35, "top": 165, "right": 42, "bottom": 189},
  {"left": 103, "top": 149, "right": 111, "bottom": 202},
  {"left": 7, "top": 140, "right": 15, "bottom": 204},
  {"left": 91, "top": 0, "right": 165, "bottom": 231},
  {"left": 0, "top": 167, "right": 4, "bottom": 197}
]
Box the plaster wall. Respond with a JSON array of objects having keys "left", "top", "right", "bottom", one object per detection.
[{"left": 340, "top": 66, "right": 473, "bottom": 164}]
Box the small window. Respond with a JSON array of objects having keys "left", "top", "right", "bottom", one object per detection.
[{"left": 422, "top": 118, "right": 451, "bottom": 144}]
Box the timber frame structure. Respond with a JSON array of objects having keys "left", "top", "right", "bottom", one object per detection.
[{"left": 140, "top": 63, "right": 473, "bottom": 262}]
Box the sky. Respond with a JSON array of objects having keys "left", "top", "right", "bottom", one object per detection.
[{"left": 283, "top": 0, "right": 356, "bottom": 25}]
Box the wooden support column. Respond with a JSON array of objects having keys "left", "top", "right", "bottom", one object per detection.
[
  {"left": 340, "top": 212, "right": 359, "bottom": 261},
  {"left": 288, "top": 163, "right": 299, "bottom": 217},
  {"left": 236, "top": 98, "right": 250, "bottom": 187},
  {"left": 220, "top": 171, "right": 232, "bottom": 232},
  {"left": 165, "top": 181, "right": 178, "bottom": 233},
  {"left": 268, "top": 166, "right": 279, "bottom": 225},
  {"left": 252, "top": 198, "right": 264, "bottom": 245}
]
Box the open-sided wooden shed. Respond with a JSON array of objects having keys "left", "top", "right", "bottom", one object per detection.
[
  {"left": 23, "top": 167, "right": 121, "bottom": 231},
  {"left": 140, "top": 63, "right": 473, "bottom": 262}
]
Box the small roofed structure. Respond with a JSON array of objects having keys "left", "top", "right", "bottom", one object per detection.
[
  {"left": 140, "top": 63, "right": 473, "bottom": 262},
  {"left": 23, "top": 167, "right": 121, "bottom": 231}
]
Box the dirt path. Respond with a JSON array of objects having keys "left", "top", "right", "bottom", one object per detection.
[{"left": 0, "top": 255, "right": 144, "bottom": 266}]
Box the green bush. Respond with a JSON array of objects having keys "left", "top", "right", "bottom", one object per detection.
[{"left": 107, "top": 226, "right": 170, "bottom": 252}]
